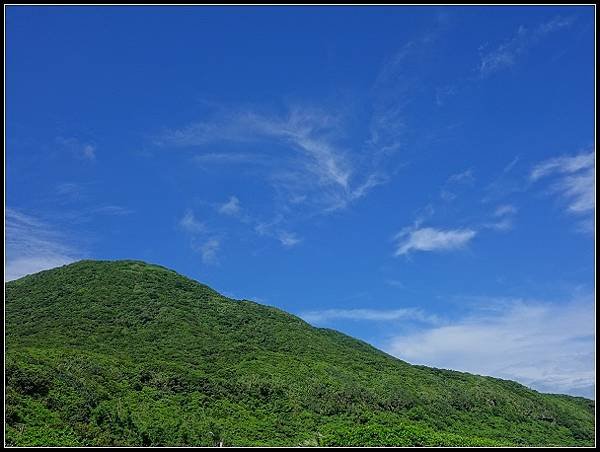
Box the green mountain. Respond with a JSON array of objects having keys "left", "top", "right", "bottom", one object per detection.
[{"left": 5, "top": 260, "right": 595, "bottom": 447}]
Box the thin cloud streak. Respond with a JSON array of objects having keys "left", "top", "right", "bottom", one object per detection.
[
  {"left": 482, "top": 204, "right": 518, "bottom": 232},
  {"left": 277, "top": 231, "right": 301, "bottom": 248},
  {"left": 531, "top": 149, "right": 595, "bottom": 232},
  {"left": 5, "top": 208, "right": 81, "bottom": 281},
  {"left": 301, "top": 307, "right": 439, "bottom": 325},
  {"left": 394, "top": 226, "right": 477, "bottom": 256},
  {"left": 478, "top": 16, "right": 574, "bottom": 77}
]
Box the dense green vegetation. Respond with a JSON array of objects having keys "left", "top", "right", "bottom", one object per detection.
[{"left": 5, "top": 260, "right": 595, "bottom": 446}]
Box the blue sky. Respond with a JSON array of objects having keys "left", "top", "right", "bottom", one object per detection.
[{"left": 5, "top": 6, "right": 595, "bottom": 398}]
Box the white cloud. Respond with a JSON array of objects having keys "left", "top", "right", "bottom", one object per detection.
[
  {"left": 251, "top": 215, "right": 301, "bottom": 249},
  {"left": 277, "top": 231, "right": 301, "bottom": 248},
  {"left": 530, "top": 150, "right": 595, "bottom": 231},
  {"left": 179, "top": 209, "right": 205, "bottom": 234},
  {"left": 484, "top": 217, "right": 514, "bottom": 232},
  {"left": 219, "top": 196, "right": 241, "bottom": 216},
  {"left": 494, "top": 204, "right": 517, "bottom": 217},
  {"left": 448, "top": 168, "right": 475, "bottom": 184},
  {"left": 349, "top": 173, "right": 388, "bottom": 204},
  {"left": 92, "top": 205, "right": 133, "bottom": 216},
  {"left": 385, "top": 279, "right": 405, "bottom": 289},
  {"left": 301, "top": 307, "right": 438, "bottom": 325},
  {"left": 478, "top": 16, "right": 574, "bottom": 77},
  {"left": 56, "top": 137, "right": 97, "bottom": 161},
  {"left": 531, "top": 151, "right": 594, "bottom": 182},
  {"left": 394, "top": 226, "right": 477, "bottom": 256},
  {"left": 482, "top": 204, "right": 518, "bottom": 232},
  {"left": 5, "top": 208, "right": 80, "bottom": 281},
  {"left": 386, "top": 296, "right": 595, "bottom": 398},
  {"left": 198, "top": 238, "right": 220, "bottom": 264}
]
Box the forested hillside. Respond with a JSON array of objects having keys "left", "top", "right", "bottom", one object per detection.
[{"left": 5, "top": 260, "right": 595, "bottom": 446}]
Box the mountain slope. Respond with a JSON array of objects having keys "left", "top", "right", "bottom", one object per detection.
[{"left": 5, "top": 260, "right": 595, "bottom": 446}]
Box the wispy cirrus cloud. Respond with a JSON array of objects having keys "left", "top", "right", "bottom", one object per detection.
[
  {"left": 448, "top": 168, "right": 475, "bottom": 184},
  {"left": 493, "top": 204, "right": 518, "bottom": 217},
  {"left": 158, "top": 33, "right": 440, "bottom": 221},
  {"left": 160, "top": 106, "right": 388, "bottom": 215},
  {"left": 5, "top": 208, "right": 81, "bottom": 281},
  {"left": 367, "top": 33, "right": 440, "bottom": 163},
  {"left": 480, "top": 149, "right": 594, "bottom": 234},
  {"left": 482, "top": 156, "right": 527, "bottom": 203},
  {"left": 157, "top": 32, "right": 449, "bottom": 255},
  {"left": 531, "top": 150, "right": 594, "bottom": 183},
  {"left": 277, "top": 231, "right": 301, "bottom": 248},
  {"left": 478, "top": 16, "right": 574, "bottom": 78},
  {"left": 55, "top": 182, "right": 86, "bottom": 203},
  {"left": 300, "top": 307, "right": 439, "bottom": 325},
  {"left": 386, "top": 295, "right": 595, "bottom": 398},
  {"left": 440, "top": 168, "right": 475, "bottom": 201},
  {"left": 254, "top": 214, "right": 301, "bottom": 249},
  {"left": 91, "top": 205, "right": 133, "bottom": 216},
  {"left": 394, "top": 225, "right": 477, "bottom": 256},
  {"left": 482, "top": 204, "right": 518, "bottom": 232},
  {"left": 531, "top": 149, "right": 595, "bottom": 233}
]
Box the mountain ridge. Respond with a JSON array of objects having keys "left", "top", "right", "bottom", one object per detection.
[{"left": 5, "top": 260, "right": 595, "bottom": 446}]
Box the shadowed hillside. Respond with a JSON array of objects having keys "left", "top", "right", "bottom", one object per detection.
[{"left": 5, "top": 260, "right": 595, "bottom": 446}]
